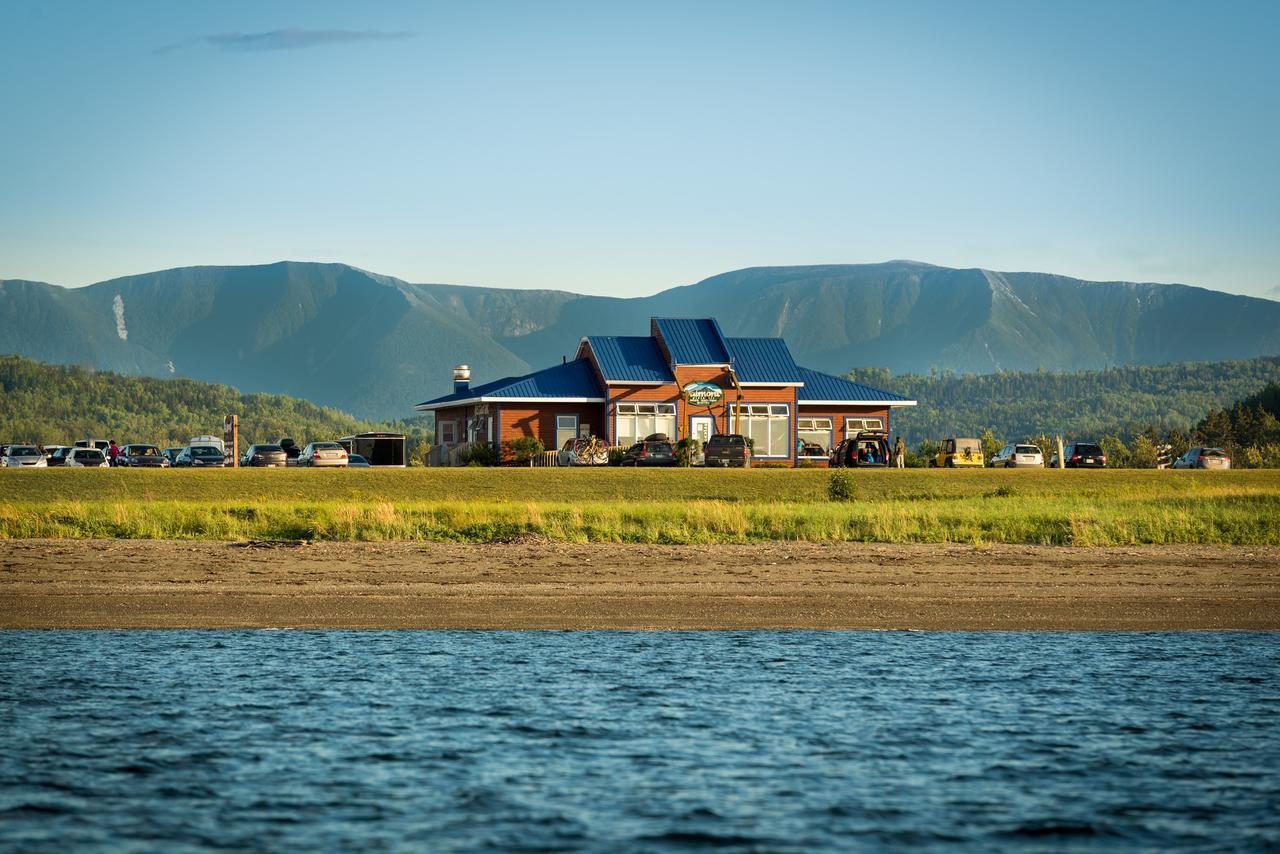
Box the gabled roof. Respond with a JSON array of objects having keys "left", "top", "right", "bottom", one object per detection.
[
  {"left": 795, "top": 366, "right": 917, "bottom": 406},
  {"left": 415, "top": 358, "right": 605, "bottom": 411},
  {"left": 585, "top": 336, "right": 675, "bottom": 383},
  {"left": 653, "top": 317, "right": 731, "bottom": 365},
  {"left": 724, "top": 337, "right": 802, "bottom": 384}
]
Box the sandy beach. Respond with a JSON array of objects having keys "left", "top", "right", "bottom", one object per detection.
[{"left": 1, "top": 539, "right": 1276, "bottom": 630}]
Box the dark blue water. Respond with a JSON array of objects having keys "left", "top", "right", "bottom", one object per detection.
[{"left": 1, "top": 631, "right": 1277, "bottom": 851}]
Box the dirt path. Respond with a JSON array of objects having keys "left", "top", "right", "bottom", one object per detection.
[{"left": 1, "top": 539, "right": 1277, "bottom": 630}]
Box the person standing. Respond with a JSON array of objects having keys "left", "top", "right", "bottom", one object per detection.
[
  {"left": 893, "top": 435, "right": 905, "bottom": 468},
  {"left": 107, "top": 439, "right": 121, "bottom": 467}
]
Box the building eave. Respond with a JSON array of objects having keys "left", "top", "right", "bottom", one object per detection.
[
  {"left": 415, "top": 396, "right": 607, "bottom": 412},
  {"left": 738, "top": 381, "right": 805, "bottom": 387},
  {"left": 799, "top": 399, "right": 918, "bottom": 407}
]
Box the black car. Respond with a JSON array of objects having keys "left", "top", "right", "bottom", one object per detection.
[
  {"left": 241, "top": 444, "right": 288, "bottom": 467},
  {"left": 1049, "top": 442, "right": 1107, "bottom": 468},
  {"left": 174, "top": 446, "right": 226, "bottom": 468},
  {"left": 276, "top": 438, "right": 302, "bottom": 466},
  {"left": 47, "top": 446, "right": 74, "bottom": 467},
  {"left": 347, "top": 453, "right": 372, "bottom": 467},
  {"left": 117, "top": 444, "right": 170, "bottom": 467},
  {"left": 829, "top": 432, "right": 890, "bottom": 467},
  {"left": 620, "top": 440, "right": 676, "bottom": 466}
]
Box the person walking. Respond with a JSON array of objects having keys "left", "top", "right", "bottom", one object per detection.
[{"left": 893, "top": 435, "right": 905, "bottom": 468}]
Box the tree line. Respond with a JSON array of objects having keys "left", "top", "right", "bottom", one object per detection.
[{"left": 0, "top": 355, "right": 432, "bottom": 453}]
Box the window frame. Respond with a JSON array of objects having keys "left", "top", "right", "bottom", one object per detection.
[{"left": 731, "top": 402, "right": 792, "bottom": 458}]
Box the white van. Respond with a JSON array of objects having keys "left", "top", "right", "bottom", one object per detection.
[{"left": 189, "top": 435, "right": 225, "bottom": 453}]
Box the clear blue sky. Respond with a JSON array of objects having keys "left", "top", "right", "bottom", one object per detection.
[{"left": 2, "top": 1, "right": 1277, "bottom": 299}]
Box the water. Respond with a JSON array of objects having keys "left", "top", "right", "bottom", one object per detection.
[{"left": 1, "top": 631, "right": 1277, "bottom": 851}]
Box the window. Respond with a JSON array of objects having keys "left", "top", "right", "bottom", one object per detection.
[
  {"left": 438, "top": 420, "right": 457, "bottom": 444},
  {"left": 556, "top": 415, "right": 578, "bottom": 450},
  {"left": 844, "top": 416, "right": 884, "bottom": 435},
  {"left": 733, "top": 403, "right": 791, "bottom": 457},
  {"left": 797, "top": 417, "right": 833, "bottom": 454},
  {"left": 467, "top": 415, "right": 492, "bottom": 443},
  {"left": 615, "top": 402, "right": 676, "bottom": 446}
]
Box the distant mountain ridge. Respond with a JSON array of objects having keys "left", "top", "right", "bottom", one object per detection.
[{"left": 3, "top": 260, "right": 1279, "bottom": 419}]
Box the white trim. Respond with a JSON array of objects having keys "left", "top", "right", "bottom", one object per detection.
[
  {"left": 800, "top": 399, "right": 917, "bottom": 407},
  {"left": 416, "top": 396, "right": 606, "bottom": 411},
  {"left": 674, "top": 363, "right": 731, "bottom": 368},
  {"left": 738, "top": 381, "right": 804, "bottom": 387},
  {"left": 605, "top": 380, "right": 667, "bottom": 386}
]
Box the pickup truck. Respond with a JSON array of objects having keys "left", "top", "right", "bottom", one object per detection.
[{"left": 702, "top": 433, "right": 751, "bottom": 468}]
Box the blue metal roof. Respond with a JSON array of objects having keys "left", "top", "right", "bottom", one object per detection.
[
  {"left": 585, "top": 336, "right": 675, "bottom": 383},
  {"left": 653, "top": 318, "right": 731, "bottom": 365},
  {"left": 724, "top": 337, "right": 801, "bottom": 383},
  {"left": 416, "top": 358, "right": 604, "bottom": 409},
  {"left": 795, "top": 367, "right": 916, "bottom": 403}
]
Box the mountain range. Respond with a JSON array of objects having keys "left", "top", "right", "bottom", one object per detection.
[{"left": 3, "top": 260, "right": 1279, "bottom": 420}]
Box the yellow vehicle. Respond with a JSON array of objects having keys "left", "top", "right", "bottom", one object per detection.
[{"left": 930, "top": 437, "right": 984, "bottom": 468}]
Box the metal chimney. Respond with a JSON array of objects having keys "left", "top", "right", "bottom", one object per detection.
[{"left": 452, "top": 364, "right": 471, "bottom": 393}]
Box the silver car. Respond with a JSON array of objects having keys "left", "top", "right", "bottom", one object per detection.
[
  {"left": 3, "top": 445, "right": 47, "bottom": 468},
  {"left": 299, "top": 442, "right": 349, "bottom": 467},
  {"left": 66, "top": 448, "right": 109, "bottom": 468},
  {"left": 989, "top": 443, "right": 1044, "bottom": 468},
  {"left": 1172, "top": 447, "right": 1231, "bottom": 469}
]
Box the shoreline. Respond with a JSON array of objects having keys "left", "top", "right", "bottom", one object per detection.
[{"left": 2, "top": 539, "right": 1277, "bottom": 630}]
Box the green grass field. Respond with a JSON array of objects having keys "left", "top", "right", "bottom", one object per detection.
[{"left": 1, "top": 468, "right": 1277, "bottom": 545}]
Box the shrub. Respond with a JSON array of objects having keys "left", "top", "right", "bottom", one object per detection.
[
  {"left": 504, "top": 436, "right": 544, "bottom": 467},
  {"left": 460, "top": 442, "right": 499, "bottom": 467},
  {"left": 827, "top": 469, "right": 858, "bottom": 502},
  {"left": 674, "top": 437, "right": 701, "bottom": 467},
  {"left": 607, "top": 448, "right": 626, "bottom": 466}
]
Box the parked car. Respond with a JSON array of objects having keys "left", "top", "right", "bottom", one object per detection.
[
  {"left": 930, "top": 437, "right": 984, "bottom": 468},
  {"left": 558, "top": 437, "right": 609, "bottom": 466},
  {"left": 347, "top": 453, "right": 372, "bottom": 467},
  {"left": 162, "top": 447, "right": 185, "bottom": 465},
  {"left": 66, "top": 448, "right": 109, "bottom": 468},
  {"left": 3, "top": 445, "right": 47, "bottom": 468},
  {"left": 174, "top": 446, "right": 227, "bottom": 468},
  {"left": 277, "top": 438, "right": 302, "bottom": 466},
  {"left": 989, "top": 443, "right": 1044, "bottom": 468},
  {"left": 241, "top": 444, "right": 288, "bottom": 468},
  {"left": 702, "top": 434, "right": 751, "bottom": 468},
  {"left": 1049, "top": 442, "right": 1107, "bottom": 468},
  {"left": 1172, "top": 447, "right": 1232, "bottom": 469},
  {"left": 299, "top": 442, "right": 349, "bottom": 467},
  {"left": 620, "top": 439, "right": 676, "bottom": 467},
  {"left": 43, "top": 445, "right": 71, "bottom": 465},
  {"left": 830, "top": 431, "right": 891, "bottom": 467},
  {"left": 117, "top": 444, "right": 170, "bottom": 467}
]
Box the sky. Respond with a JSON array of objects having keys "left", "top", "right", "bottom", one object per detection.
[{"left": 2, "top": 1, "right": 1278, "bottom": 299}]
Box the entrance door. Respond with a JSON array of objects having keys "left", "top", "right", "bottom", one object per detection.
[{"left": 690, "top": 416, "right": 715, "bottom": 446}]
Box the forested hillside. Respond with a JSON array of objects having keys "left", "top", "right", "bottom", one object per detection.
[
  {"left": 0, "top": 356, "right": 431, "bottom": 449},
  {"left": 851, "top": 356, "right": 1280, "bottom": 443}
]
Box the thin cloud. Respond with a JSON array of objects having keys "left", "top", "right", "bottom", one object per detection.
[{"left": 155, "top": 28, "right": 413, "bottom": 55}]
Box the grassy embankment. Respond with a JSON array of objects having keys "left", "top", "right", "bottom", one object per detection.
[{"left": 1, "top": 468, "right": 1277, "bottom": 545}]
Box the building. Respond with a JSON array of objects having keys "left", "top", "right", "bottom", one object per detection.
[{"left": 415, "top": 318, "right": 916, "bottom": 465}]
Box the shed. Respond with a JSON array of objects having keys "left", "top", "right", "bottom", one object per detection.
[{"left": 338, "top": 432, "right": 406, "bottom": 467}]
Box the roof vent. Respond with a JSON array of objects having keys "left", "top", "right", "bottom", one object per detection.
[{"left": 452, "top": 364, "right": 470, "bottom": 393}]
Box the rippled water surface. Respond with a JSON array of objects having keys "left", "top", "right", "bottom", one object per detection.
[{"left": 1, "top": 631, "right": 1277, "bottom": 851}]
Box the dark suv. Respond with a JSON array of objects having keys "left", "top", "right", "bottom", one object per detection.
[
  {"left": 1050, "top": 442, "right": 1107, "bottom": 468},
  {"left": 830, "top": 432, "right": 890, "bottom": 467},
  {"left": 620, "top": 440, "right": 676, "bottom": 467},
  {"left": 702, "top": 434, "right": 751, "bottom": 468}
]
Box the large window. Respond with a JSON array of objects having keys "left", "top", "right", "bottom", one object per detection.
[
  {"left": 844, "top": 416, "right": 884, "bottom": 435},
  {"left": 734, "top": 403, "right": 791, "bottom": 457},
  {"left": 797, "top": 417, "right": 833, "bottom": 454},
  {"left": 555, "top": 415, "right": 579, "bottom": 451},
  {"left": 615, "top": 402, "right": 676, "bottom": 446},
  {"left": 438, "top": 420, "right": 457, "bottom": 445}
]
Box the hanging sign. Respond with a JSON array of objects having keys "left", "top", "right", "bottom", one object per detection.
[{"left": 683, "top": 381, "right": 724, "bottom": 407}]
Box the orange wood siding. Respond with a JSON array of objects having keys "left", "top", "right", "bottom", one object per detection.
[
  {"left": 498, "top": 403, "right": 608, "bottom": 460},
  {"left": 798, "top": 405, "right": 892, "bottom": 440}
]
